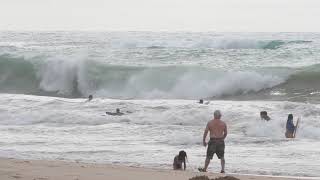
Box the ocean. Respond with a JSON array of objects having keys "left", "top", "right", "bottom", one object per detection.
[{"left": 0, "top": 31, "right": 320, "bottom": 177}]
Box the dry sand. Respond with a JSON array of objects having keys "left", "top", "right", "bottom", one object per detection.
[{"left": 0, "top": 158, "right": 316, "bottom": 180}]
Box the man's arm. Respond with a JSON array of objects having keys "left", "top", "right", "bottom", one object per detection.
[
  {"left": 203, "top": 123, "right": 209, "bottom": 146},
  {"left": 223, "top": 123, "right": 228, "bottom": 139},
  {"left": 289, "top": 121, "right": 295, "bottom": 132}
]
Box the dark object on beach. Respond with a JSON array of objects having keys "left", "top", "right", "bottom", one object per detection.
[
  {"left": 189, "top": 175, "right": 239, "bottom": 180},
  {"left": 106, "top": 108, "right": 124, "bottom": 116},
  {"left": 189, "top": 176, "right": 210, "bottom": 180},
  {"left": 213, "top": 176, "right": 240, "bottom": 180},
  {"left": 199, "top": 99, "right": 204, "bottom": 104}
]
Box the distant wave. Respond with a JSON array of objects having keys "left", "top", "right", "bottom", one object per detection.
[
  {"left": 0, "top": 34, "right": 311, "bottom": 50},
  {"left": 111, "top": 39, "right": 312, "bottom": 50}
]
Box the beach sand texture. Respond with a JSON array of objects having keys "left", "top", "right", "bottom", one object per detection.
[{"left": 0, "top": 158, "right": 312, "bottom": 180}]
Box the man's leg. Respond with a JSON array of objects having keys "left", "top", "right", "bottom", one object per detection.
[
  {"left": 218, "top": 141, "right": 225, "bottom": 173},
  {"left": 204, "top": 157, "right": 211, "bottom": 171},
  {"left": 220, "top": 157, "right": 225, "bottom": 173},
  {"left": 199, "top": 140, "right": 213, "bottom": 172}
]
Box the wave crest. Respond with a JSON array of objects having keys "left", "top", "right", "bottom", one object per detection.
[
  {"left": 1, "top": 54, "right": 319, "bottom": 100},
  {"left": 0, "top": 55, "right": 290, "bottom": 99},
  {"left": 114, "top": 39, "right": 310, "bottom": 50}
]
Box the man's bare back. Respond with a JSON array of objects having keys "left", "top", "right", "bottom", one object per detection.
[
  {"left": 200, "top": 110, "right": 227, "bottom": 173},
  {"left": 207, "top": 119, "right": 227, "bottom": 139},
  {"left": 203, "top": 110, "right": 228, "bottom": 146}
]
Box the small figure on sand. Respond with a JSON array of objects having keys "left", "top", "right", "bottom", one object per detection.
[
  {"left": 260, "top": 111, "right": 271, "bottom": 121},
  {"left": 199, "top": 99, "right": 204, "bottom": 104},
  {"left": 106, "top": 108, "right": 124, "bottom": 116},
  {"left": 173, "top": 150, "right": 187, "bottom": 170},
  {"left": 285, "top": 114, "right": 297, "bottom": 138},
  {"left": 199, "top": 110, "right": 227, "bottom": 173}
]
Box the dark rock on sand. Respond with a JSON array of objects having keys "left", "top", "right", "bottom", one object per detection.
[{"left": 189, "top": 175, "right": 240, "bottom": 180}]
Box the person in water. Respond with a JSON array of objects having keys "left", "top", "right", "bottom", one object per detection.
[
  {"left": 199, "top": 110, "right": 227, "bottom": 173},
  {"left": 173, "top": 150, "right": 187, "bottom": 170},
  {"left": 85, "top": 95, "right": 93, "bottom": 102},
  {"left": 285, "top": 114, "right": 296, "bottom": 138},
  {"left": 106, "top": 108, "right": 124, "bottom": 116},
  {"left": 88, "top": 95, "right": 93, "bottom": 101},
  {"left": 260, "top": 111, "right": 271, "bottom": 121},
  {"left": 199, "top": 99, "right": 210, "bottom": 105}
]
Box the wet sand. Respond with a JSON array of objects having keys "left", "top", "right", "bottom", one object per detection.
[{"left": 0, "top": 158, "right": 317, "bottom": 180}]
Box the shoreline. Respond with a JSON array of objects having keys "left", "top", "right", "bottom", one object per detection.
[{"left": 0, "top": 158, "right": 318, "bottom": 180}]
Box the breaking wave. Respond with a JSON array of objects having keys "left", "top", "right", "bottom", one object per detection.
[{"left": 1, "top": 54, "right": 319, "bottom": 100}]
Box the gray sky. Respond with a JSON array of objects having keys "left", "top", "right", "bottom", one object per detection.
[{"left": 1, "top": 0, "right": 320, "bottom": 32}]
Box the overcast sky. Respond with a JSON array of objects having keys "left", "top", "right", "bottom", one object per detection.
[{"left": 1, "top": 0, "right": 320, "bottom": 32}]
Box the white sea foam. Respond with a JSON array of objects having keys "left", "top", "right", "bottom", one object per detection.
[
  {"left": 1, "top": 94, "right": 320, "bottom": 176},
  {"left": 1, "top": 93, "right": 320, "bottom": 177}
]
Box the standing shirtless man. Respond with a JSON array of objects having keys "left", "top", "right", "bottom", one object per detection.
[{"left": 199, "top": 110, "right": 227, "bottom": 173}]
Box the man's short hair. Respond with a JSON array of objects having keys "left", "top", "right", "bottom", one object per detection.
[{"left": 214, "top": 110, "right": 221, "bottom": 118}]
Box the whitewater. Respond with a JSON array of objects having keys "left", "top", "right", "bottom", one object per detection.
[{"left": 0, "top": 32, "right": 320, "bottom": 177}]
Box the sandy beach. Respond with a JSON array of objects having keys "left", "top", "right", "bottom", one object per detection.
[{"left": 0, "top": 158, "right": 317, "bottom": 180}]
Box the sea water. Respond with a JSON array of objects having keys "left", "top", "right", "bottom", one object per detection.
[{"left": 0, "top": 32, "right": 320, "bottom": 177}]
